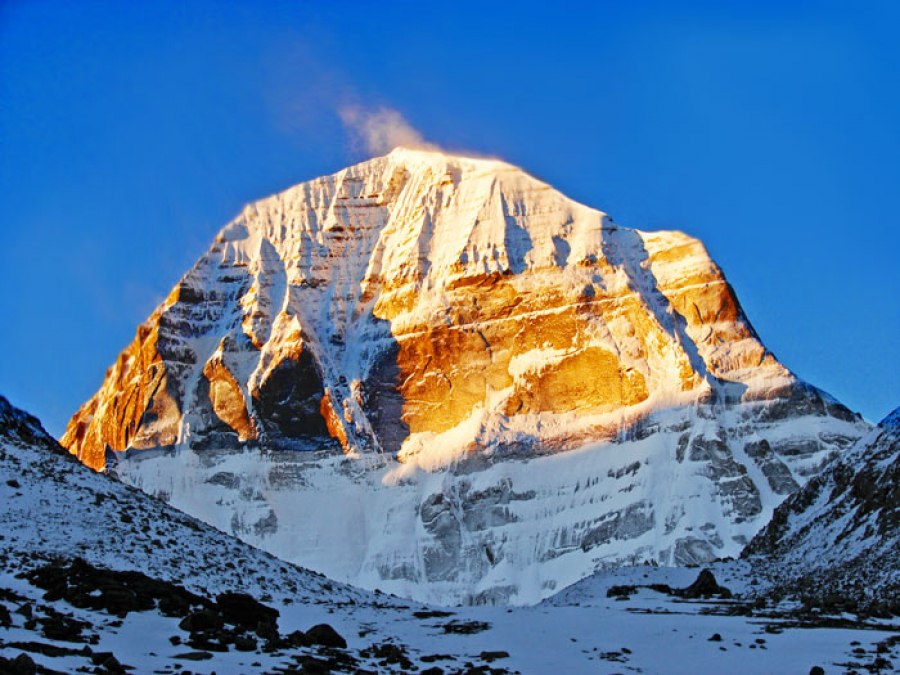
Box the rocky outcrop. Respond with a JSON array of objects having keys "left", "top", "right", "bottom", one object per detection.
[
  {"left": 743, "top": 409, "right": 899, "bottom": 614},
  {"left": 60, "top": 148, "right": 869, "bottom": 603}
]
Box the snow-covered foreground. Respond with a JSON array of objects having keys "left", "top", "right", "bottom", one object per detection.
[
  {"left": 1, "top": 398, "right": 896, "bottom": 674},
  {"left": 1, "top": 564, "right": 897, "bottom": 674}
]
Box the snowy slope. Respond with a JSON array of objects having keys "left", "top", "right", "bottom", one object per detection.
[
  {"left": 0, "top": 395, "right": 367, "bottom": 603},
  {"left": 114, "top": 403, "right": 865, "bottom": 606},
  {"left": 2, "top": 397, "right": 896, "bottom": 674},
  {"left": 744, "top": 407, "right": 900, "bottom": 614},
  {"left": 59, "top": 148, "right": 869, "bottom": 605}
]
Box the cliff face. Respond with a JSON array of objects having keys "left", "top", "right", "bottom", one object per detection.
[
  {"left": 61, "top": 148, "right": 868, "bottom": 603},
  {"left": 63, "top": 148, "right": 842, "bottom": 466}
]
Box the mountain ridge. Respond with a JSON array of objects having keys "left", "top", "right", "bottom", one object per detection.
[
  {"left": 744, "top": 407, "right": 899, "bottom": 614},
  {"left": 58, "top": 149, "right": 869, "bottom": 603}
]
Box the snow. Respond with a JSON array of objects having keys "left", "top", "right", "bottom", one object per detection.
[
  {"left": 2, "top": 564, "right": 896, "bottom": 675},
  {"left": 1, "top": 396, "right": 896, "bottom": 674},
  {"left": 745, "top": 417, "right": 900, "bottom": 608},
  {"left": 115, "top": 405, "right": 867, "bottom": 606}
]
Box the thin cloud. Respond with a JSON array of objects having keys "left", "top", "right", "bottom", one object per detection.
[{"left": 338, "top": 105, "right": 439, "bottom": 156}]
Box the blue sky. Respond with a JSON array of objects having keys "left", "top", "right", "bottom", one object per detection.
[{"left": 1, "top": 0, "right": 897, "bottom": 435}]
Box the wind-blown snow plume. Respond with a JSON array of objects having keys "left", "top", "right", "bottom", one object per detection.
[{"left": 339, "top": 105, "right": 438, "bottom": 155}]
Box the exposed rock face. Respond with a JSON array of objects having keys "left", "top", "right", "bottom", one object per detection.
[
  {"left": 743, "top": 408, "right": 899, "bottom": 614},
  {"left": 61, "top": 148, "right": 868, "bottom": 604}
]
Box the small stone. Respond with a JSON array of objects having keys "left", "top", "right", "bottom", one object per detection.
[
  {"left": 173, "top": 651, "right": 214, "bottom": 661},
  {"left": 480, "top": 650, "right": 510, "bottom": 661}
]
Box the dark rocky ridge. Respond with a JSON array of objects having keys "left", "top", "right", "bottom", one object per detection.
[{"left": 743, "top": 408, "right": 900, "bottom": 615}]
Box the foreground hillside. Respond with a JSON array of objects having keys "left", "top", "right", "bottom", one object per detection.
[
  {"left": 1, "top": 396, "right": 896, "bottom": 673},
  {"left": 744, "top": 408, "right": 900, "bottom": 615}
]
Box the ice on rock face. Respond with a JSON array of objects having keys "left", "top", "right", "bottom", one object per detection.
[{"left": 61, "top": 148, "right": 869, "bottom": 604}]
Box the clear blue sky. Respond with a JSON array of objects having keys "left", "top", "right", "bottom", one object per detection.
[{"left": 1, "top": 0, "right": 897, "bottom": 436}]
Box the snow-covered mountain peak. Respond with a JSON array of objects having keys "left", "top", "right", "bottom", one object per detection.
[{"left": 60, "top": 153, "right": 868, "bottom": 604}]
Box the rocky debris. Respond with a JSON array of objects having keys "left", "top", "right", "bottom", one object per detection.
[
  {"left": 173, "top": 650, "right": 213, "bottom": 661},
  {"left": 17, "top": 557, "right": 329, "bottom": 660},
  {"left": 479, "top": 650, "right": 510, "bottom": 662},
  {"left": 37, "top": 609, "right": 90, "bottom": 643},
  {"left": 2, "top": 557, "right": 376, "bottom": 674},
  {"left": 413, "top": 609, "right": 454, "bottom": 619},
  {"left": 15, "top": 558, "right": 352, "bottom": 662},
  {"left": 606, "top": 569, "right": 731, "bottom": 601},
  {"left": 26, "top": 557, "right": 205, "bottom": 618},
  {"left": 442, "top": 619, "right": 491, "bottom": 634},
  {"left": 282, "top": 648, "right": 361, "bottom": 674},
  {"left": 360, "top": 642, "right": 414, "bottom": 670}
]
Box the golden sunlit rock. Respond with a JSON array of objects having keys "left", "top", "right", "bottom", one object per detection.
[{"left": 61, "top": 149, "right": 812, "bottom": 469}]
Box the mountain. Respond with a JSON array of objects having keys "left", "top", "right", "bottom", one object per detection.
[
  {"left": 743, "top": 408, "right": 899, "bottom": 614},
  {"left": 8, "top": 397, "right": 896, "bottom": 673},
  {"left": 59, "top": 148, "right": 868, "bottom": 604}
]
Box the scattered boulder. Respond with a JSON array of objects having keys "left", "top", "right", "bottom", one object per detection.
[
  {"left": 234, "top": 635, "right": 258, "bottom": 652},
  {"left": 90, "top": 652, "right": 124, "bottom": 673},
  {"left": 286, "top": 629, "right": 309, "bottom": 647},
  {"left": 480, "top": 650, "right": 510, "bottom": 661},
  {"left": 607, "top": 584, "right": 636, "bottom": 599},
  {"left": 27, "top": 557, "right": 204, "bottom": 618},
  {"left": 38, "top": 610, "right": 89, "bottom": 642},
  {"left": 174, "top": 651, "right": 214, "bottom": 661},
  {"left": 178, "top": 608, "right": 224, "bottom": 633},
  {"left": 413, "top": 609, "right": 454, "bottom": 619},
  {"left": 442, "top": 619, "right": 491, "bottom": 634},
  {"left": 0, "top": 653, "right": 37, "bottom": 675},
  {"left": 305, "top": 623, "right": 347, "bottom": 648},
  {"left": 361, "top": 642, "right": 414, "bottom": 669},
  {"left": 676, "top": 569, "right": 732, "bottom": 599},
  {"left": 215, "top": 591, "right": 279, "bottom": 632}
]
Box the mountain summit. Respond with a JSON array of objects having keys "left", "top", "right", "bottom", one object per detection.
[{"left": 61, "top": 149, "right": 867, "bottom": 603}]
